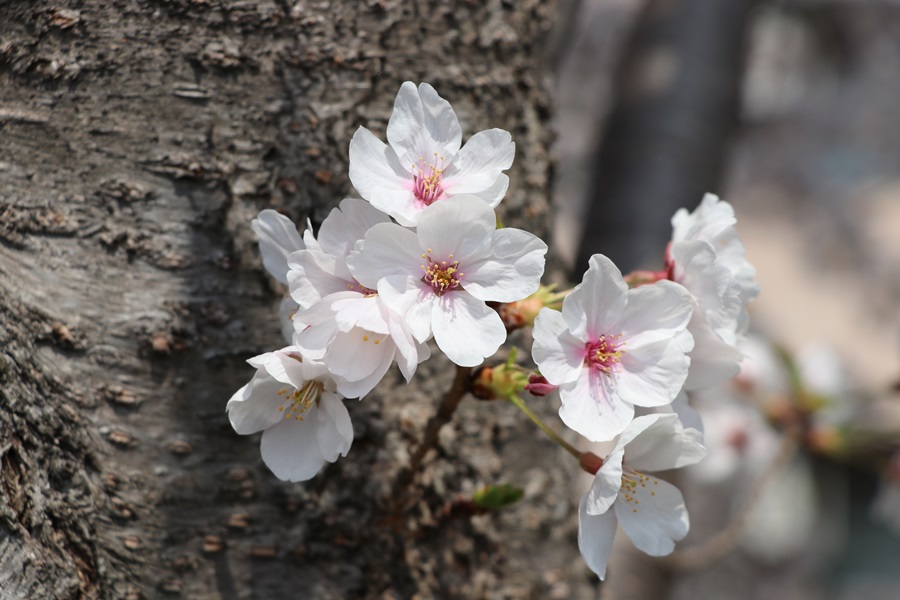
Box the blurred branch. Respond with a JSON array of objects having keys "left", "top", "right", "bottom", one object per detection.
[{"left": 575, "top": 0, "right": 758, "bottom": 274}]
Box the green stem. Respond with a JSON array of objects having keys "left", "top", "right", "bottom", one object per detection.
[{"left": 508, "top": 394, "right": 582, "bottom": 459}]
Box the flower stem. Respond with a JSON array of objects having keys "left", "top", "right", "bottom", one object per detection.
[{"left": 508, "top": 394, "right": 582, "bottom": 460}]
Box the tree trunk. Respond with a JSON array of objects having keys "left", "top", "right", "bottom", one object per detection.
[{"left": 0, "top": 1, "right": 586, "bottom": 598}]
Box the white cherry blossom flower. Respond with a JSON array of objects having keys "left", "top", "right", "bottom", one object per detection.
[
  {"left": 286, "top": 198, "right": 391, "bottom": 311},
  {"left": 349, "top": 81, "right": 515, "bottom": 226},
  {"left": 532, "top": 254, "right": 694, "bottom": 442},
  {"left": 671, "top": 193, "right": 759, "bottom": 319},
  {"left": 286, "top": 198, "right": 428, "bottom": 396},
  {"left": 347, "top": 195, "right": 547, "bottom": 367},
  {"left": 578, "top": 413, "right": 706, "bottom": 579},
  {"left": 667, "top": 194, "right": 759, "bottom": 390},
  {"left": 227, "top": 348, "right": 352, "bottom": 482},
  {"left": 294, "top": 291, "right": 429, "bottom": 399}
]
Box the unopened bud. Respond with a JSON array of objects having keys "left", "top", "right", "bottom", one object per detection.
[
  {"left": 525, "top": 373, "right": 556, "bottom": 397},
  {"left": 498, "top": 284, "right": 569, "bottom": 332},
  {"left": 471, "top": 361, "right": 529, "bottom": 401}
]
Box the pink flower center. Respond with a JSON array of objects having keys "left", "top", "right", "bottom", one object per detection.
[
  {"left": 420, "top": 250, "right": 463, "bottom": 296},
  {"left": 412, "top": 153, "right": 445, "bottom": 207},
  {"left": 585, "top": 334, "right": 624, "bottom": 374}
]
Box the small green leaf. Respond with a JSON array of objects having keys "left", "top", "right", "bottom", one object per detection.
[{"left": 472, "top": 483, "right": 525, "bottom": 511}]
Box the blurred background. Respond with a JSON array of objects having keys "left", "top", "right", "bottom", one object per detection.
[{"left": 553, "top": 1, "right": 900, "bottom": 598}]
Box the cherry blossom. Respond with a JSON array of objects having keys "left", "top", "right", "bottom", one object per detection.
[
  {"left": 578, "top": 413, "right": 706, "bottom": 579},
  {"left": 286, "top": 198, "right": 390, "bottom": 311},
  {"left": 668, "top": 194, "right": 759, "bottom": 390},
  {"left": 285, "top": 198, "right": 428, "bottom": 397},
  {"left": 347, "top": 195, "right": 547, "bottom": 367},
  {"left": 532, "top": 254, "right": 694, "bottom": 442},
  {"left": 293, "top": 291, "right": 429, "bottom": 399},
  {"left": 227, "top": 348, "right": 352, "bottom": 482},
  {"left": 349, "top": 82, "right": 515, "bottom": 226}
]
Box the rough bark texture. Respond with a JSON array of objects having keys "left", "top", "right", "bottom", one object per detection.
[{"left": 0, "top": 2, "right": 592, "bottom": 598}]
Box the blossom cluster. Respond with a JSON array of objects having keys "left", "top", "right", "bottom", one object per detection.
[
  {"left": 228, "top": 81, "right": 545, "bottom": 480},
  {"left": 226, "top": 82, "right": 759, "bottom": 580}
]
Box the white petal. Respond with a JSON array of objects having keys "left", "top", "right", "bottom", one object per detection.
[
  {"left": 387, "top": 308, "right": 428, "bottom": 382},
  {"left": 348, "top": 126, "right": 415, "bottom": 221},
  {"left": 377, "top": 275, "right": 437, "bottom": 343},
  {"left": 671, "top": 240, "right": 743, "bottom": 344},
  {"left": 613, "top": 280, "right": 694, "bottom": 347},
  {"left": 326, "top": 328, "right": 393, "bottom": 383},
  {"left": 302, "top": 217, "right": 319, "bottom": 251},
  {"left": 331, "top": 294, "right": 390, "bottom": 334},
  {"left": 654, "top": 391, "right": 705, "bottom": 434},
  {"left": 347, "top": 223, "right": 422, "bottom": 289},
  {"left": 564, "top": 254, "right": 628, "bottom": 340},
  {"left": 684, "top": 309, "right": 743, "bottom": 391},
  {"left": 272, "top": 350, "right": 317, "bottom": 388},
  {"left": 317, "top": 198, "right": 391, "bottom": 257},
  {"left": 333, "top": 351, "right": 393, "bottom": 399},
  {"left": 260, "top": 417, "right": 327, "bottom": 482},
  {"left": 621, "top": 413, "right": 707, "bottom": 472},
  {"left": 279, "top": 296, "right": 299, "bottom": 344},
  {"left": 558, "top": 368, "right": 635, "bottom": 442},
  {"left": 387, "top": 81, "right": 462, "bottom": 167},
  {"left": 287, "top": 249, "right": 349, "bottom": 309},
  {"left": 251, "top": 210, "right": 305, "bottom": 284},
  {"left": 226, "top": 376, "right": 284, "bottom": 435},
  {"left": 316, "top": 392, "right": 354, "bottom": 460},
  {"left": 585, "top": 447, "right": 625, "bottom": 515},
  {"left": 615, "top": 338, "right": 690, "bottom": 408},
  {"left": 442, "top": 129, "right": 515, "bottom": 196},
  {"left": 464, "top": 173, "right": 509, "bottom": 208},
  {"left": 531, "top": 307, "right": 585, "bottom": 385},
  {"left": 463, "top": 228, "right": 547, "bottom": 303},
  {"left": 614, "top": 472, "right": 689, "bottom": 556},
  {"left": 415, "top": 195, "right": 495, "bottom": 262},
  {"left": 577, "top": 496, "right": 619, "bottom": 580},
  {"left": 293, "top": 317, "right": 339, "bottom": 361},
  {"left": 431, "top": 290, "right": 506, "bottom": 367}
]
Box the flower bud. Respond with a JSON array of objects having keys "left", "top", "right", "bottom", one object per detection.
[
  {"left": 525, "top": 373, "right": 557, "bottom": 397},
  {"left": 498, "top": 284, "right": 569, "bottom": 332},
  {"left": 471, "top": 355, "right": 530, "bottom": 401}
]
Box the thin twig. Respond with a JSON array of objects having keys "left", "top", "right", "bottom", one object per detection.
[
  {"left": 393, "top": 365, "right": 473, "bottom": 494},
  {"left": 663, "top": 426, "right": 802, "bottom": 571},
  {"left": 508, "top": 394, "right": 583, "bottom": 459}
]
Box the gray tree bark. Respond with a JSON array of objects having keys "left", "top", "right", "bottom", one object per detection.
[{"left": 0, "top": 1, "right": 590, "bottom": 598}]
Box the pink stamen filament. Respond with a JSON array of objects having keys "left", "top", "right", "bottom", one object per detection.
[
  {"left": 412, "top": 153, "right": 445, "bottom": 207},
  {"left": 585, "top": 334, "right": 624, "bottom": 374}
]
